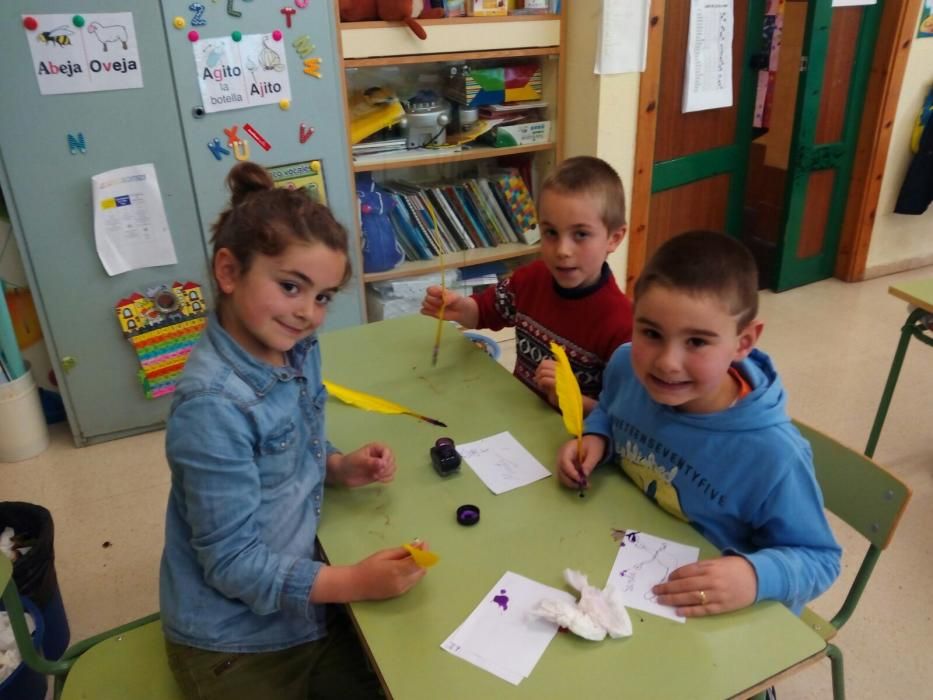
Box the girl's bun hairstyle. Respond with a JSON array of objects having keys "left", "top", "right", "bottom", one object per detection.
[
  {"left": 211, "top": 162, "right": 351, "bottom": 285},
  {"left": 226, "top": 161, "right": 275, "bottom": 208}
]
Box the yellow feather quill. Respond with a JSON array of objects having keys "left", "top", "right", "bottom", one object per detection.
[
  {"left": 549, "top": 342, "right": 586, "bottom": 495},
  {"left": 322, "top": 380, "right": 447, "bottom": 427}
]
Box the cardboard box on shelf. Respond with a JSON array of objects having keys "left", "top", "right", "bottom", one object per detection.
[
  {"left": 485, "top": 120, "right": 551, "bottom": 147},
  {"left": 466, "top": 0, "right": 508, "bottom": 16}
]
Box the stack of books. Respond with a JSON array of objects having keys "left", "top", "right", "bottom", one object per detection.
[{"left": 375, "top": 169, "right": 539, "bottom": 262}]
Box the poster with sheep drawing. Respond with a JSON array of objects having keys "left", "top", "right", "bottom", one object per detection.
[{"left": 23, "top": 13, "right": 142, "bottom": 95}]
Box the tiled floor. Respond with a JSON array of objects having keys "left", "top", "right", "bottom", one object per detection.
[{"left": 4, "top": 266, "right": 932, "bottom": 698}]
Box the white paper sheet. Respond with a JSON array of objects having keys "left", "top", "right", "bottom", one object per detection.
[
  {"left": 441, "top": 571, "right": 575, "bottom": 684},
  {"left": 193, "top": 33, "right": 292, "bottom": 114},
  {"left": 24, "top": 12, "right": 143, "bottom": 95},
  {"left": 682, "top": 0, "right": 734, "bottom": 113},
  {"left": 605, "top": 530, "right": 699, "bottom": 623},
  {"left": 595, "top": 0, "right": 651, "bottom": 75},
  {"left": 92, "top": 164, "right": 177, "bottom": 276},
  {"left": 832, "top": 0, "right": 876, "bottom": 6},
  {"left": 457, "top": 431, "right": 551, "bottom": 494}
]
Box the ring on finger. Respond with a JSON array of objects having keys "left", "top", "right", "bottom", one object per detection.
[{"left": 698, "top": 589, "right": 707, "bottom": 605}]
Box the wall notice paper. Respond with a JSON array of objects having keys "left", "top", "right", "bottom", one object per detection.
[
  {"left": 832, "top": 0, "right": 876, "bottom": 6},
  {"left": 441, "top": 571, "right": 575, "bottom": 685},
  {"left": 595, "top": 0, "right": 651, "bottom": 74},
  {"left": 93, "top": 164, "right": 177, "bottom": 276},
  {"left": 682, "top": 0, "right": 734, "bottom": 113},
  {"left": 24, "top": 13, "right": 143, "bottom": 95},
  {"left": 606, "top": 530, "right": 699, "bottom": 623},
  {"left": 193, "top": 33, "right": 292, "bottom": 113},
  {"left": 457, "top": 431, "right": 551, "bottom": 494}
]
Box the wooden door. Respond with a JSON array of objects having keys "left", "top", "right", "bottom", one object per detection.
[
  {"left": 774, "top": 0, "right": 883, "bottom": 290},
  {"left": 627, "top": 0, "right": 764, "bottom": 291}
]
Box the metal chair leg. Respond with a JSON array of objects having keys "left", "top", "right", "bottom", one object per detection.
[
  {"left": 827, "top": 642, "right": 845, "bottom": 700},
  {"left": 865, "top": 308, "right": 926, "bottom": 458}
]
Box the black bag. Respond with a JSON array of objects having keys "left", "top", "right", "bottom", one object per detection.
[{"left": 0, "top": 501, "right": 58, "bottom": 607}]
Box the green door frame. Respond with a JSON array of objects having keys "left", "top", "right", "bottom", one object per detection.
[
  {"left": 650, "top": 0, "right": 765, "bottom": 242},
  {"left": 774, "top": 0, "right": 884, "bottom": 291}
]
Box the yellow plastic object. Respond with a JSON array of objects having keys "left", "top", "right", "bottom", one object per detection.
[
  {"left": 349, "top": 93, "right": 406, "bottom": 145},
  {"left": 172, "top": 16, "right": 185, "bottom": 29},
  {"left": 403, "top": 543, "right": 440, "bottom": 568}
]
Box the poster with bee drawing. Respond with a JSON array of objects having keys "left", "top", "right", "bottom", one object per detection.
[
  {"left": 23, "top": 13, "right": 142, "bottom": 95},
  {"left": 193, "top": 33, "right": 292, "bottom": 114}
]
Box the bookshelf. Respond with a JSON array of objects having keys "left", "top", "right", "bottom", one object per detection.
[{"left": 337, "top": 11, "right": 565, "bottom": 316}]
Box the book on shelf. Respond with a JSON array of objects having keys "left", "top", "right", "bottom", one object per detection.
[{"left": 373, "top": 172, "right": 537, "bottom": 263}]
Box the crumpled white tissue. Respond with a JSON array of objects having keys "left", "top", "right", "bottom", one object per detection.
[{"left": 531, "top": 569, "right": 632, "bottom": 641}]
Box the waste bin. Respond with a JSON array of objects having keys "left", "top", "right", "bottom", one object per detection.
[
  {"left": 0, "top": 594, "right": 48, "bottom": 700},
  {"left": 0, "top": 502, "right": 70, "bottom": 660}
]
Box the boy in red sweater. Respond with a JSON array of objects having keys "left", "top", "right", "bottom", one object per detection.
[{"left": 421, "top": 156, "right": 632, "bottom": 414}]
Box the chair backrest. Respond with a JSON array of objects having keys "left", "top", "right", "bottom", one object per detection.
[
  {"left": 1, "top": 554, "right": 71, "bottom": 677},
  {"left": 794, "top": 421, "right": 911, "bottom": 550}
]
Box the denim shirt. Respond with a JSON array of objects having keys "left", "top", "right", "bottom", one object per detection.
[{"left": 160, "top": 314, "right": 339, "bottom": 653}]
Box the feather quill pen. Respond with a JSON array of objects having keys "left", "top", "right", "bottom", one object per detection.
[
  {"left": 423, "top": 200, "right": 446, "bottom": 366},
  {"left": 549, "top": 342, "right": 586, "bottom": 497},
  {"left": 322, "top": 380, "right": 447, "bottom": 427}
]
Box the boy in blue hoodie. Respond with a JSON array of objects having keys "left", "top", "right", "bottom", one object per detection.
[{"left": 556, "top": 230, "right": 840, "bottom": 616}]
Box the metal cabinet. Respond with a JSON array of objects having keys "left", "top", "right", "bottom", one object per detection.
[{"left": 0, "top": 0, "right": 358, "bottom": 444}]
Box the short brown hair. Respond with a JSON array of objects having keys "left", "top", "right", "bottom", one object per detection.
[
  {"left": 540, "top": 156, "right": 626, "bottom": 231},
  {"left": 634, "top": 231, "right": 759, "bottom": 329},
  {"left": 211, "top": 162, "right": 351, "bottom": 285}
]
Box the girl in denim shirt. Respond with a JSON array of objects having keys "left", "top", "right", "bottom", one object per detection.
[{"left": 160, "top": 162, "right": 427, "bottom": 699}]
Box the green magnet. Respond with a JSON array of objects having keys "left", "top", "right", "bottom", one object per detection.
[
  {"left": 73, "top": 15, "right": 85, "bottom": 27},
  {"left": 232, "top": 30, "right": 242, "bottom": 42}
]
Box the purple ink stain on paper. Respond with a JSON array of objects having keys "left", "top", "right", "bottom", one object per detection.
[{"left": 492, "top": 589, "right": 509, "bottom": 611}]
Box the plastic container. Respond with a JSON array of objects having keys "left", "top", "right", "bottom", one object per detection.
[
  {"left": 0, "top": 503, "right": 70, "bottom": 660},
  {"left": 462, "top": 331, "right": 501, "bottom": 360},
  {"left": 0, "top": 365, "right": 50, "bottom": 463},
  {"left": 0, "top": 595, "right": 48, "bottom": 700}
]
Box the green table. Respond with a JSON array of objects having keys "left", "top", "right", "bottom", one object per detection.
[
  {"left": 865, "top": 278, "right": 933, "bottom": 458},
  {"left": 318, "top": 315, "right": 825, "bottom": 700}
]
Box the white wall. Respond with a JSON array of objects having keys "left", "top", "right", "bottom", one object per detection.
[
  {"left": 866, "top": 7, "right": 933, "bottom": 277},
  {"left": 564, "top": 3, "right": 640, "bottom": 283}
]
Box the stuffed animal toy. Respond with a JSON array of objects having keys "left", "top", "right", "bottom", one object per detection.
[
  {"left": 339, "top": 0, "right": 378, "bottom": 22},
  {"left": 378, "top": 0, "right": 445, "bottom": 40},
  {"left": 339, "top": 0, "right": 444, "bottom": 41}
]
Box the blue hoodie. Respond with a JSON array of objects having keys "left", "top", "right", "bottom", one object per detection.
[{"left": 585, "top": 344, "right": 841, "bottom": 613}]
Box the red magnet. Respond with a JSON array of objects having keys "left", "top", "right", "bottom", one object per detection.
[
  {"left": 187, "top": 30, "right": 200, "bottom": 42},
  {"left": 23, "top": 17, "right": 38, "bottom": 31},
  {"left": 272, "top": 29, "right": 283, "bottom": 41},
  {"left": 243, "top": 123, "right": 271, "bottom": 151},
  {"left": 281, "top": 7, "right": 296, "bottom": 27},
  {"left": 299, "top": 123, "right": 314, "bottom": 143}
]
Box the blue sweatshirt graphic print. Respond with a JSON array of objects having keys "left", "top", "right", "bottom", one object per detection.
[{"left": 585, "top": 344, "right": 841, "bottom": 613}]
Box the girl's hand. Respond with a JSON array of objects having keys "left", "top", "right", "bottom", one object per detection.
[
  {"left": 420, "top": 286, "right": 479, "bottom": 328},
  {"left": 534, "top": 359, "right": 558, "bottom": 406},
  {"left": 556, "top": 434, "right": 606, "bottom": 490},
  {"left": 652, "top": 556, "right": 758, "bottom": 617},
  {"left": 331, "top": 443, "right": 396, "bottom": 487},
  {"left": 352, "top": 546, "right": 428, "bottom": 599}
]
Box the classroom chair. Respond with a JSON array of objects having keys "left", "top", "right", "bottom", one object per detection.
[
  {"left": 787, "top": 421, "right": 911, "bottom": 700},
  {"left": 0, "top": 554, "right": 182, "bottom": 700}
]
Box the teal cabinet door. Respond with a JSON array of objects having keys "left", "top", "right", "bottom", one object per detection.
[
  {"left": 159, "top": 0, "right": 363, "bottom": 329},
  {"left": 0, "top": 1, "right": 209, "bottom": 444}
]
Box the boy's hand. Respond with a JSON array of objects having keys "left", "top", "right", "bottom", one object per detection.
[
  {"left": 556, "top": 435, "right": 606, "bottom": 490},
  {"left": 534, "top": 359, "right": 559, "bottom": 407},
  {"left": 330, "top": 443, "right": 396, "bottom": 487},
  {"left": 420, "top": 285, "right": 480, "bottom": 328},
  {"left": 652, "top": 555, "right": 757, "bottom": 617}
]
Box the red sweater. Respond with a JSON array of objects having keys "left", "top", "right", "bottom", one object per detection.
[{"left": 472, "top": 260, "right": 633, "bottom": 400}]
